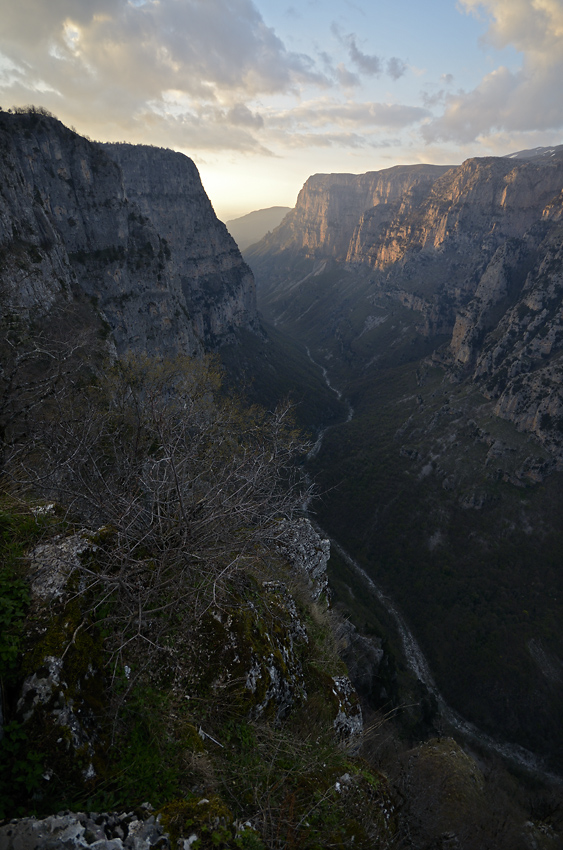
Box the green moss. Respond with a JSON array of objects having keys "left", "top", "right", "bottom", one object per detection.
[
  {"left": 185, "top": 576, "right": 307, "bottom": 721},
  {"left": 22, "top": 594, "right": 103, "bottom": 684},
  {"left": 160, "top": 794, "right": 234, "bottom": 848},
  {"left": 0, "top": 548, "right": 107, "bottom": 816},
  {"left": 0, "top": 567, "right": 29, "bottom": 679},
  {"left": 0, "top": 499, "right": 65, "bottom": 681}
]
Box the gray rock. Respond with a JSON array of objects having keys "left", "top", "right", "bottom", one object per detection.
[
  {"left": 275, "top": 518, "right": 330, "bottom": 601},
  {"left": 0, "top": 111, "right": 259, "bottom": 358},
  {"left": 0, "top": 812, "right": 169, "bottom": 850}
]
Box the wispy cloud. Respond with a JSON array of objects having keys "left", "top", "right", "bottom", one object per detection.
[
  {"left": 330, "top": 23, "right": 408, "bottom": 81},
  {"left": 347, "top": 34, "right": 382, "bottom": 76},
  {"left": 423, "top": 0, "right": 563, "bottom": 142},
  {"left": 387, "top": 57, "right": 407, "bottom": 81},
  {"left": 270, "top": 99, "right": 430, "bottom": 131}
]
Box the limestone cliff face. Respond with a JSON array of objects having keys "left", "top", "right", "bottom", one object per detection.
[
  {"left": 349, "top": 156, "right": 563, "bottom": 270},
  {"left": 104, "top": 143, "right": 258, "bottom": 346},
  {"left": 248, "top": 150, "right": 563, "bottom": 469},
  {"left": 0, "top": 110, "right": 258, "bottom": 354},
  {"left": 470, "top": 223, "right": 563, "bottom": 464},
  {"left": 247, "top": 165, "right": 449, "bottom": 266}
]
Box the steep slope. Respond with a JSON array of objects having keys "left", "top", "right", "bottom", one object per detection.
[
  {"left": 250, "top": 153, "right": 563, "bottom": 464},
  {"left": 0, "top": 109, "right": 258, "bottom": 354},
  {"left": 104, "top": 142, "right": 259, "bottom": 347},
  {"left": 245, "top": 154, "right": 563, "bottom": 775},
  {"left": 246, "top": 165, "right": 450, "bottom": 279},
  {"left": 0, "top": 107, "right": 343, "bottom": 467},
  {"left": 349, "top": 155, "right": 563, "bottom": 270}
]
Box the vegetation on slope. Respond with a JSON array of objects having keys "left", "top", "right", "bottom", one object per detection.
[
  {"left": 251, "top": 256, "right": 563, "bottom": 776},
  {"left": 0, "top": 335, "right": 398, "bottom": 847}
]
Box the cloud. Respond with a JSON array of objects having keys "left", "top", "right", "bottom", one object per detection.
[
  {"left": 137, "top": 106, "right": 273, "bottom": 154},
  {"left": 424, "top": 0, "right": 563, "bottom": 142},
  {"left": 227, "top": 103, "right": 264, "bottom": 129},
  {"left": 270, "top": 99, "right": 430, "bottom": 131},
  {"left": 347, "top": 35, "right": 382, "bottom": 76},
  {"left": 284, "top": 5, "right": 300, "bottom": 19},
  {"left": 0, "top": 0, "right": 330, "bottom": 152},
  {"left": 270, "top": 129, "right": 398, "bottom": 151},
  {"left": 284, "top": 131, "right": 370, "bottom": 149},
  {"left": 387, "top": 58, "right": 407, "bottom": 81},
  {"left": 1, "top": 0, "right": 325, "bottom": 98},
  {"left": 330, "top": 25, "right": 409, "bottom": 82},
  {"left": 335, "top": 63, "right": 361, "bottom": 88}
]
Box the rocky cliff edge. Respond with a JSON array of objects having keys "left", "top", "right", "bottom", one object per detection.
[{"left": 0, "top": 109, "right": 259, "bottom": 355}]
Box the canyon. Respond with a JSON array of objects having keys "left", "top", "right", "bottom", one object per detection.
[
  {"left": 248, "top": 146, "right": 563, "bottom": 469},
  {"left": 1, "top": 109, "right": 562, "bottom": 848},
  {"left": 245, "top": 147, "right": 563, "bottom": 778}
]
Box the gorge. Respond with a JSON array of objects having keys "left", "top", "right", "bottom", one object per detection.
[
  {"left": 245, "top": 145, "right": 563, "bottom": 782},
  {"left": 1, "top": 108, "right": 562, "bottom": 849}
]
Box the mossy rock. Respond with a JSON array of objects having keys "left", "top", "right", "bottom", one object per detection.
[
  {"left": 397, "top": 737, "right": 488, "bottom": 845},
  {"left": 3, "top": 573, "right": 108, "bottom": 815},
  {"left": 160, "top": 794, "right": 242, "bottom": 848},
  {"left": 186, "top": 577, "right": 308, "bottom": 722}
]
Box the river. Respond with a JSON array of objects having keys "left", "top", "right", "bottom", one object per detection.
[{"left": 304, "top": 345, "right": 562, "bottom": 786}]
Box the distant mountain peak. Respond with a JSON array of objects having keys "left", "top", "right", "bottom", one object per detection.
[
  {"left": 504, "top": 143, "right": 563, "bottom": 161},
  {"left": 226, "top": 205, "right": 292, "bottom": 251}
]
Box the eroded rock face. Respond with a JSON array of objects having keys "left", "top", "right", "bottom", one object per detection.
[
  {"left": 14, "top": 530, "right": 106, "bottom": 791},
  {"left": 336, "top": 620, "right": 388, "bottom": 708},
  {"left": 0, "top": 807, "right": 168, "bottom": 850},
  {"left": 5, "top": 508, "right": 365, "bottom": 805},
  {"left": 246, "top": 165, "right": 450, "bottom": 276},
  {"left": 249, "top": 149, "right": 563, "bottom": 470},
  {"left": 275, "top": 518, "right": 330, "bottom": 601},
  {"left": 104, "top": 144, "right": 259, "bottom": 348},
  {"left": 353, "top": 156, "right": 563, "bottom": 270},
  {"left": 0, "top": 110, "right": 259, "bottom": 355}
]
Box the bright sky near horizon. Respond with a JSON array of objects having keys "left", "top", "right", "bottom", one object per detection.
[{"left": 1, "top": 0, "right": 562, "bottom": 220}]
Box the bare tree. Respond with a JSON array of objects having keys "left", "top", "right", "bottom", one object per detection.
[
  {"left": 11, "top": 352, "right": 312, "bottom": 666},
  {"left": 0, "top": 296, "right": 102, "bottom": 472}
]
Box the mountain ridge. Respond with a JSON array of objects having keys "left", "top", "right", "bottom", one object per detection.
[
  {"left": 225, "top": 206, "right": 291, "bottom": 251},
  {"left": 0, "top": 109, "right": 258, "bottom": 356}
]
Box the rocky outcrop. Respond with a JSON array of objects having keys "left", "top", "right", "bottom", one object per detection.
[
  {"left": 275, "top": 518, "right": 330, "bottom": 601},
  {"left": 0, "top": 807, "right": 168, "bottom": 850},
  {"left": 248, "top": 150, "right": 563, "bottom": 467},
  {"left": 0, "top": 109, "right": 259, "bottom": 355},
  {"left": 1, "top": 512, "right": 365, "bottom": 821},
  {"left": 246, "top": 165, "right": 450, "bottom": 272},
  {"left": 7, "top": 528, "right": 107, "bottom": 799}
]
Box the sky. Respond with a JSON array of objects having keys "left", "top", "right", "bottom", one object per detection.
[{"left": 1, "top": 0, "right": 562, "bottom": 220}]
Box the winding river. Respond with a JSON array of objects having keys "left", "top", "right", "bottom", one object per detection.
[{"left": 304, "top": 345, "right": 562, "bottom": 786}]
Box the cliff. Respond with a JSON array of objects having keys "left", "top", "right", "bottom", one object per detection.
[
  {"left": 0, "top": 109, "right": 258, "bottom": 355},
  {"left": 245, "top": 152, "right": 563, "bottom": 781},
  {"left": 348, "top": 155, "right": 563, "bottom": 270},
  {"left": 104, "top": 143, "right": 258, "bottom": 347},
  {"left": 246, "top": 165, "right": 450, "bottom": 273},
  {"left": 248, "top": 151, "right": 563, "bottom": 467}
]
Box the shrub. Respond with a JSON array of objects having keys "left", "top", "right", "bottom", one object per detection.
[{"left": 11, "top": 353, "right": 312, "bottom": 671}]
